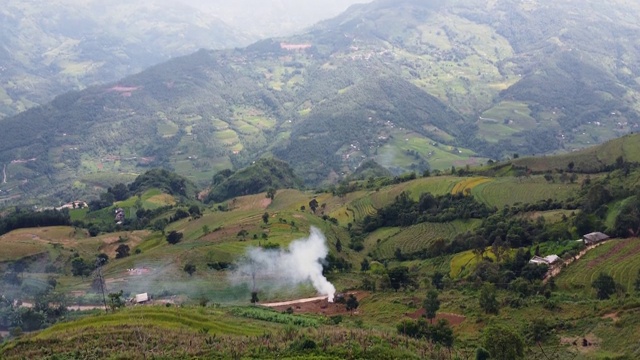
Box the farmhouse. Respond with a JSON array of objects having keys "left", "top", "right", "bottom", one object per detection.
[
  {"left": 114, "top": 208, "right": 125, "bottom": 224},
  {"left": 529, "top": 255, "right": 561, "bottom": 265},
  {"left": 583, "top": 232, "right": 610, "bottom": 245},
  {"left": 133, "top": 293, "right": 149, "bottom": 304}
]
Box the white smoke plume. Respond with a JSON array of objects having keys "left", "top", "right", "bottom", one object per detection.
[{"left": 230, "top": 227, "right": 336, "bottom": 302}]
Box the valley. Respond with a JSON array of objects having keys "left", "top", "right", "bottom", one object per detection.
[
  {"left": 1, "top": 134, "right": 640, "bottom": 358},
  {"left": 3, "top": 0, "right": 640, "bottom": 358}
]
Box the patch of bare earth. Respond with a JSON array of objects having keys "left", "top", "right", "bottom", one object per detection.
[
  {"left": 263, "top": 292, "right": 369, "bottom": 316},
  {"left": 602, "top": 312, "right": 620, "bottom": 322}
]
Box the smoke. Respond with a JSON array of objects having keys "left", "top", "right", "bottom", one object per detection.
[{"left": 230, "top": 227, "right": 336, "bottom": 302}]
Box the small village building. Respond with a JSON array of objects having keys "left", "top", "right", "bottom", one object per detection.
[
  {"left": 529, "top": 255, "right": 561, "bottom": 266},
  {"left": 583, "top": 232, "right": 610, "bottom": 245},
  {"left": 115, "top": 208, "right": 125, "bottom": 224},
  {"left": 543, "top": 255, "right": 561, "bottom": 264},
  {"left": 134, "top": 293, "right": 149, "bottom": 304}
]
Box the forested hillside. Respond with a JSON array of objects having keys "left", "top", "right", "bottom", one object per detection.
[{"left": 3, "top": 0, "right": 640, "bottom": 204}]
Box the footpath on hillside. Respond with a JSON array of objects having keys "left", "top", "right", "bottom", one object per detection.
[{"left": 544, "top": 240, "right": 610, "bottom": 283}]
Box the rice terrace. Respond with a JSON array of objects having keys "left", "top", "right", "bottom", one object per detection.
[{"left": 4, "top": 0, "right": 640, "bottom": 359}]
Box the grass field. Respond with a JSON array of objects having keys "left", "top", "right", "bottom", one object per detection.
[
  {"left": 555, "top": 238, "right": 640, "bottom": 296},
  {"left": 451, "top": 177, "right": 492, "bottom": 195},
  {"left": 373, "top": 220, "right": 480, "bottom": 260},
  {"left": 472, "top": 176, "right": 580, "bottom": 208},
  {"left": 513, "top": 133, "right": 640, "bottom": 172},
  {"left": 477, "top": 101, "right": 538, "bottom": 143},
  {"left": 369, "top": 176, "right": 459, "bottom": 210}
]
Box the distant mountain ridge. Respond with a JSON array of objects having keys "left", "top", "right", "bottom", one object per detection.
[
  {"left": 0, "top": 0, "right": 252, "bottom": 119},
  {"left": 2, "top": 0, "right": 640, "bottom": 204}
]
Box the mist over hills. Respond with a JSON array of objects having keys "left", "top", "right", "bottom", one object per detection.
[
  {"left": 0, "top": 0, "right": 251, "bottom": 119},
  {"left": 2, "top": 0, "right": 640, "bottom": 204}
]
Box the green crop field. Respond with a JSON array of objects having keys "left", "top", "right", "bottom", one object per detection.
[
  {"left": 555, "top": 238, "right": 640, "bottom": 296},
  {"left": 472, "top": 176, "right": 580, "bottom": 208},
  {"left": 513, "top": 133, "right": 640, "bottom": 172},
  {"left": 374, "top": 220, "right": 480, "bottom": 259},
  {"left": 369, "top": 176, "right": 458, "bottom": 210}
]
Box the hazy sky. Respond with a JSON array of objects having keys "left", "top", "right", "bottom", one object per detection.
[{"left": 174, "top": 0, "right": 373, "bottom": 36}]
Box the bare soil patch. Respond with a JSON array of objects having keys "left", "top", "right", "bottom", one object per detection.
[
  {"left": 602, "top": 312, "right": 620, "bottom": 322},
  {"left": 264, "top": 292, "right": 369, "bottom": 316}
]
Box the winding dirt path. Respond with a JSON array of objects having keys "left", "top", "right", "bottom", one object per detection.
[
  {"left": 544, "top": 240, "right": 611, "bottom": 283},
  {"left": 261, "top": 296, "right": 329, "bottom": 307}
]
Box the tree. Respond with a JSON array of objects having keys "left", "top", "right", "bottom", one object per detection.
[
  {"left": 166, "top": 231, "right": 183, "bottom": 245},
  {"left": 482, "top": 325, "right": 525, "bottom": 360},
  {"left": 388, "top": 266, "right": 413, "bottom": 292},
  {"left": 188, "top": 205, "right": 201, "bottom": 218},
  {"left": 479, "top": 284, "right": 499, "bottom": 314},
  {"left": 360, "top": 258, "right": 370, "bottom": 271},
  {"left": 71, "top": 257, "right": 93, "bottom": 277},
  {"left": 430, "top": 319, "right": 454, "bottom": 348},
  {"left": 202, "top": 225, "right": 210, "bottom": 235},
  {"left": 635, "top": 269, "right": 640, "bottom": 292},
  {"left": 431, "top": 271, "right": 445, "bottom": 290},
  {"left": 108, "top": 183, "right": 130, "bottom": 201},
  {"left": 237, "top": 229, "right": 249, "bottom": 240},
  {"left": 108, "top": 290, "right": 125, "bottom": 312},
  {"left": 592, "top": 272, "right": 617, "bottom": 300},
  {"left": 266, "top": 187, "right": 276, "bottom": 200},
  {"left": 262, "top": 212, "right": 270, "bottom": 224},
  {"left": 423, "top": 290, "right": 440, "bottom": 323},
  {"left": 183, "top": 263, "right": 196, "bottom": 276},
  {"left": 346, "top": 294, "right": 359, "bottom": 313},
  {"left": 96, "top": 253, "right": 109, "bottom": 266},
  {"left": 336, "top": 239, "right": 342, "bottom": 252},
  {"left": 250, "top": 291, "right": 259, "bottom": 304},
  {"left": 115, "top": 244, "right": 130, "bottom": 259},
  {"left": 309, "top": 199, "right": 319, "bottom": 213}
]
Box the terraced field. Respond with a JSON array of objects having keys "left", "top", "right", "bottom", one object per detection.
[
  {"left": 0, "top": 306, "right": 283, "bottom": 359},
  {"left": 369, "top": 176, "right": 458, "bottom": 209},
  {"left": 349, "top": 196, "right": 377, "bottom": 221},
  {"left": 0, "top": 226, "right": 151, "bottom": 261},
  {"left": 555, "top": 238, "right": 640, "bottom": 296},
  {"left": 374, "top": 220, "right": 480, "bottom": 259},
  {"left": 451, "top": 177, "right": 492, "bottom": 195},
  {"left": 472, "top": 176, "right": 579, "bottom": 208}
]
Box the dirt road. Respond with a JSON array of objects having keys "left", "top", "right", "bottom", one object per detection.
[
  {"left": 2, "top": 164, "right": 6, "bottom": 184},
  {"left": 544, "top": 240, "right": 610, "bottom": 283},
  {"left": 261, "top": 296, "right": 329, "bottom": 307}
]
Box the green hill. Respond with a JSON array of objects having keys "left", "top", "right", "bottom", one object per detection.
[
  {"left": 512, "top": 133, "right": 640, "bottom": 173},
  {"left": 2, "top": 149, "right": 640, "bottom": 358},
  {"left": 2, "top": 0, "right": 640, "bottom": 204},
  {"left": 206, "top": 158, "right": 304, "bottom": 203}
]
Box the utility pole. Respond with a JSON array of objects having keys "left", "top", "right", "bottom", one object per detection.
[{"left": 95, "top": 257, "right": 108, "bottom": 312}]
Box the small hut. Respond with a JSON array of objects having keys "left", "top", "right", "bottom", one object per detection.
[{"left": 583, "top": 232, "right": 610, "bottom": 246}]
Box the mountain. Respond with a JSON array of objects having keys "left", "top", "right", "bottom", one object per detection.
[
  {"left": 0, "top": 0, "right": 252, "bottom": 119},
  {"left": 2, "top": 0, "right": 640, "bottom": 204}
]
